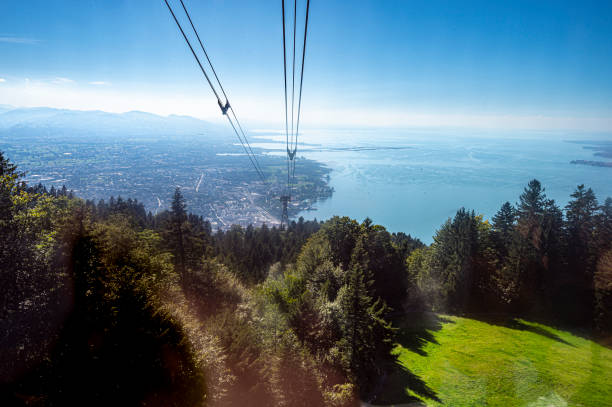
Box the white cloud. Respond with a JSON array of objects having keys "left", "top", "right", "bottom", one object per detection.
[
  {"left": 0, "top": 36, "right": 40, "bottom": 44},
  {"left": 52, "top": 77, "right": 75, "bottom": 84},
  {"left": 88, "top": 81, "right": 110, "bottom": 86},
  {"left": 0, "top": 78, "right": 6, "bottom": 83}
]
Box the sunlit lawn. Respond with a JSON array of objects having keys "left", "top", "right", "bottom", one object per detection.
[{"left": 374, "top": 314, "right": 612, "bottom": 407}]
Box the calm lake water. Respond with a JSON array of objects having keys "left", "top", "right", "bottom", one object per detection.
[{"left": 253, "top": 129, "right": 612, "bottom": 243}]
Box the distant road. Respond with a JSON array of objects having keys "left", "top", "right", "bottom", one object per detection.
[
  {"left": 195, "top": 172, "right": 204, "bottom": 192},
  {"left": 210, "top": 204, "right": 226, "bottom": 227}
]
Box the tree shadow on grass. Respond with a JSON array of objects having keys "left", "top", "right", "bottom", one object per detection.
[
  {"left": 369, "top": 363, "right": 441, "bottom": 406},
  {"left": 366, "top": 312, "right": 448, "bottom": 406},
  {"left": 467, "top": 312, "right": 575, "bottom": 347},
  {"left": 394, "top": 312, "right": 455, "bottom": 356},
  {"left": 505, "top": 319, "right": 576, "bottom": 347}
]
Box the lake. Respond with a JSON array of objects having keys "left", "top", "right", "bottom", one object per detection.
[{"left": 253, "top": 129, "right": 612, "bottom": 243}]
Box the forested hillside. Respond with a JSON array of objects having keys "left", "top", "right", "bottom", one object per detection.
[{"left": 1, "top": 150, "right": 611, "bottom": 406}]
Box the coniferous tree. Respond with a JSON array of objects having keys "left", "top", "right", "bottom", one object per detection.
[
  {"left": 429, "top": 208, "right": 481, "bottom": 311},
  {"left": 0, "top": 152, "right": 18, "bottom": 223},
  {"left": 516, "top": 179, "right": 547, "bottom": 247},
  {"left": 592, "top": 197, "right": 612, "bottom": 331},
  {"left": 598, "top": 197, "right": 612, "bottom": 245},
  {"left": 594, "top": 249, "right": 612, "bottom": 333},
  {"left": 170, "top": 187, "right": 187, "bottom": 279},
  {"left": 566, "top": 185, "right": 598, "bottom": 274},
  {"left": 0, "top": 151, "right": 19, "bottom": 177},
  {"left": 337, "top": 235, "right": 394, "bottom": 392},
  {"left": 489, "top": 202, "right": 519, "bottom": 307},
  {"left": 321, "top": 216, "right": 361, "bottom": 269},
  {"left": 359, "top": 218, "right": 407, "bottom": 309},
  {"left": 510, "top": 180, "right": 549, "bottom": 312},
  {"left": 596, "top": 198, "right": 612, "bottom": 256},
  {"left": 540, "top": 198, "right": 566, "bottom": 310},
  {"left": 487, "top": 183, "right": 602, "bottom": 319},
  {"left": 492, "top": 201, "right": 516, "bottom": 252}
]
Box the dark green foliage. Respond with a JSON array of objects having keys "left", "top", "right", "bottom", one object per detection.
[
  {"left": 594, "top": 249, "right": 612, "bottom": 334},
  {"left": 155, "top": 188, "right": 216, "bottom": 282},
  {"left": 359, "top": 219, "right": 408, "bottom": 309},
  {"left": 391, "top": 231, "right": 425, "bottom": 260},
  {"left": 492, "top": 201, "right": 516, "bottom": 253},
  {"left": 565, "top": 185, "right": 600, "bottom": 282},
  {"left": 318, "top": 217, "right": 407, "bottom": 309},
  {"left": 262, "top": 217, "right": 398, "bottom": 397},
  {"left": 319, "top": 216, "right": 362, "bottom": 268},
  {"left": 0, "top": 154, "right": 73, "bottom": 386},
  {"left": 3, "top": 212, "right": 206, "bottom": 407},
  {"left": 411, "top": 208, "right": 495, "bottom": 312},
  {"left": 268, "top": 344, "right": 325, "bottom": 407},
  {"left": 0, "top": 151, "right": 20, "bottom": 177},
  {"left": 210, "top": 308, "right": 274, "bottom": 405},
  {"left": 431, "top": 209, "right": 480, "bottom": 311},
  {"left": 408, "top": 178, "right": 612, "bottom": 333},
  {"left": 502, "top": 181, "right": 565, "bottom": 314},
  {"left": 45, "top": 235, "right": 204, "bottom": 406},
  {"left": 90, "top": 196, "right": 151, "bottom": 228},
  {"left": 213, "top": 216, "right": 323, "bottom": 282},
  {"left": 337, "top": 236, "right": 394, "bottom": 390},
  {"left": 516, "top": 179, "right": 547, "bottom": 238},
  {"left": 599, "top": 197, "right": 612, "bottom": 245},
  {"left": 169, "top": 187, "right": 187, "bottom": 278},
  {"left": 562, "top": 187, "right": 611, "bottom": 327},
  {"left": 1, "top": 153, "right": 206, "bottom": 406}
]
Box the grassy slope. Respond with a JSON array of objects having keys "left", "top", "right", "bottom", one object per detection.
[{"left": 374, "top": 314, "right": 612, "bottom": 407}]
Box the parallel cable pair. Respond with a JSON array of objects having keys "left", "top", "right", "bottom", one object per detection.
[
  {"left": 281, "top": 0, "right": 310, "bottom": 194},
  {"left": 280, "top": 0, "right": 310, "bottom": 228},
  {"left": 163, "top": 0, "right": 267, "bottom": 184}
]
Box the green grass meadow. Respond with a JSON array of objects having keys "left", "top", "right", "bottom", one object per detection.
[{"left": 372, "top": 314, "right": 612, "bottom": 407}]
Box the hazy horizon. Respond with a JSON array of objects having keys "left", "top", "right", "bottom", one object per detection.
[
  {"left": 2, "top": 0, "right": 612, "bottom": 131},
  {"left": 2, "top": 104, "right": 612, "bottom": 141}
]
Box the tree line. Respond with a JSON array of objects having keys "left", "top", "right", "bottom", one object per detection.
[{"left": 407, "top": 180, "right": 612, "bottom": 332}]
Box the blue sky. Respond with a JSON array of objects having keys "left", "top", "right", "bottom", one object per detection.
[{"left": 1, "top": 0, "right": 612, "bottom": 131}]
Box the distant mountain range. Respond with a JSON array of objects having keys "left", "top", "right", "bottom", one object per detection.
[{"left": 0, "top": 106, "right": 226, "bottom": 140}]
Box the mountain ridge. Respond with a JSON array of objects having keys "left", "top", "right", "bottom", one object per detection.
[{"left": 0, "top": 106, "right": 222, "bottom": 139}]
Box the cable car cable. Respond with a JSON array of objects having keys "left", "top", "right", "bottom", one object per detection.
[
  {"left": 163, "top": 0, "right": 267, "bottom": 184},
  {"left": 177, "top": 0, "right": 267, "bottom": 181}
]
